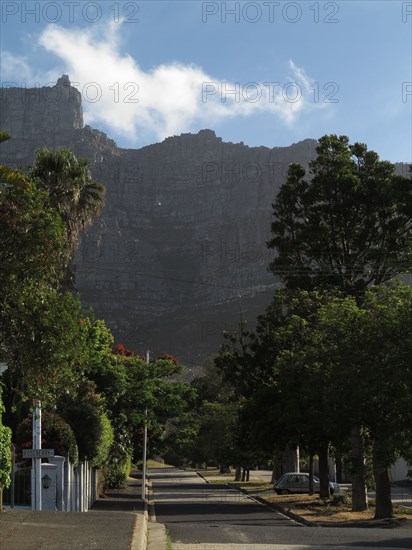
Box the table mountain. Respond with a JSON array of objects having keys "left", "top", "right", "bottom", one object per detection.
[{"left": 1, "top": 77, "right": 408, "bottom": 370}]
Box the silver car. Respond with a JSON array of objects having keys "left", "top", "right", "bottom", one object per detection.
[{"left": 274, "top": 472, "right": 340, "bottom": 495}]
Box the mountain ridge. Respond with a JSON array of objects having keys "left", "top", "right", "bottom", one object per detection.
[{"left": 1, "top": 77, "right": 409, "bottom": 369}]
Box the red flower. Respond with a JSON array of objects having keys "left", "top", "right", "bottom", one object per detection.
[
  {"left": 159, "top": 352, "right": 179, "bottom": 365},
  {"left": 113, "top": 343, "right": 137, "bottom": 357}
]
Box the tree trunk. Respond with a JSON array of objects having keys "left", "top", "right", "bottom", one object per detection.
[
  {"left": 374, "top": 467, "right": 393, "bottom": 519},
  {"left": 336, "top": 455, "right": 343, "bottom": 483},
  {"left": 285, "top": 445, "right": 299, "bottom": 472},
  {"left": 241, "top": 468, "right": 246, "bottom": 482},
  {"left": 246, "top": 469, "right": 250, "bottom": 482},
  {"left": 275, "top": 455, "right": 284, "bottom": 481},
  {"left": 308, "top": 451, "right": 315, "bottom": 495},
  {"left": 351, "top": 426, "right": 368, "bottom": 511},
  {"left": 235, "top": 465, "right": 241, "bottom": 482},
  {"left": 271, "top": 461, "right": 277, "bottom": 484},
  {"left": 373, "top": 440, "right": 393, "bottom": 519},
  {"left": 318, "top": 442, "right": 330, "bottom": 499}
]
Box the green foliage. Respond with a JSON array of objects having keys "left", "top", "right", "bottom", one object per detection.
[
  {"left": 0, "top": 178, "right": 69, "bottom": 301},
  {"left": 1, "top": 288, "right": 86, "bottom": 405},
  {"left": 58, "top": 379, "right": 114, "bottom": 468},
  {"left": 81, "top": 318, "right": 127, "bottom": 414},
  {"left": 30, "top": 147, "right": 105, "bottom": 257},
  {"left": 165, "top": 361, "right": 264, "bottom": 468},
  {"left": 58, "top": 380, "right": 105, "bottom": 462},
  {"left": 264, "top": 134, "right": 412, "bottom": 510},
  {"left": 322, "top": 283, "right": 412, "bottom": 468},
  {"left": 215, "top": 282, "right": 412, "bottom": 478},
  {"left": 194, "top": 400, "right": 243, "bottom": 467},
  {"left": 216, "top": 289, "right": 339, "bottom": 456},
  {"left": 102, "top": 431, "right": 132, "bottom": 489},
  {"left": 92, "top": 412, "right": 114, "bottom": 469},
  {"left": 0, "top": 141, "right": 117, "bottom": 485},
  {"left": 0, "top": 424, "right": 12, "bottom": 490},
  {"left": 16, "top": 411, "right": 78, "bottom": 466},
  {"left": 0, "top": 138, "right": 194, "bottom": 490},
  {"left": 268, "top": 135, "right": 412, "bottom": 294},
  {"left": 86, "top": 349, "right": 196, "bottom": 480},
  {"left": 0, "top": 144, "right": 102, "bottom": 406},
  {"left": 0, "top": 389, "right": 12, "bottom": 489},
  {"left": 87, "top": 350, "right": 195, "bottom": 464}
]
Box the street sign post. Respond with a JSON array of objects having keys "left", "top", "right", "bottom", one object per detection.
[
  {"left": 32, "top": 403, "right": 42, "bottom": 511},
  {"left": 23, "top": 449, "right": 55, "bottom": 459}
]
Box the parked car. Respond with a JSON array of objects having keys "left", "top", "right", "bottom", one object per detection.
[{"left": 274, "top": 472, "right": 340, "bottom": 495}]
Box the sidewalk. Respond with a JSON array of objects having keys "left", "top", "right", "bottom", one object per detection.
[{"left": 0, "top": 473, "right": 147, "bottom": 550}]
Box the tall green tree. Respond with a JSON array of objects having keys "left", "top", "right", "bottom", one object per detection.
[
  {"left": 268, "top": 135, "right": 412, "bottom": 296},
  {"left": 83, "top": 338, "right": 195, "bottom": 485},
  {"left": 254, "top": 283, "right": 412, "bottom": 516},
  {"left": 30, "top": 147, "right": 105, "bottom": 257},
  {"left": 186, "top": 359, "right": 269, "bottom": 475},
  {"left": 1, "top": 287, "right": 87, "bottom": 405},
  {"left": 216, "top": 290, "right": 343, "bottom": 497},
  {"left": 0, "top": 145, "right": 69, "bottom": 310},
  {"left": 267, "top": 135, "right": 412, "bottom": 511},
  {"left": 29, "top": 147, "right": 105, "bottom": 289},
  {"left": 317, "top": 284, "right": 412, "bottom": 518}
]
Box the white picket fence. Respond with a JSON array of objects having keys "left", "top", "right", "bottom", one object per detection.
[
  {"left": 64, "top": 459, "right": 98, "bottom": 512},
  {"left": 40, "top": 456, "right": 98, "bottom": 512}
]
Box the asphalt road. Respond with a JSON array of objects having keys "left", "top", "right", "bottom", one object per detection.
[{"left": 149, "top": 468, "right": 412, "bottom": 550}]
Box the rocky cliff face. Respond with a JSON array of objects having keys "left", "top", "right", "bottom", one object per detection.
[{"left": 1, "top": 78, "right": 407, "bottom": 369}]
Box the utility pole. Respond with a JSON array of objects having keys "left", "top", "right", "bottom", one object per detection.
[{"left": 141, "top": 350, "right": 149, "bottom": 500}]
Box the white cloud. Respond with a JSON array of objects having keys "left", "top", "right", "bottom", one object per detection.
[{"left": 2, "top": 21, "right": 326, "bottom": 144}]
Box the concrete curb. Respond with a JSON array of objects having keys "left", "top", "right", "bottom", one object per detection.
[
  {"left": 224, "top": 483, "right": 313, "bottom": 527},
  {"left": 251, "top": 494, "right": 313, "bottom": 526},
  {"left": 147, "top": 522, "right": 168, "bottom": 549},
  {"left": 196, "top": 471, "right": 208, "bottom": 482},
  {"left": 130, "top": 501, "right": 148, "bottom": 550},
  {"left": 146, "top": 477, "right": 168, "bottom": 550}
]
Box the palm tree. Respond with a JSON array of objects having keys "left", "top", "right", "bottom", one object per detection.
[
  {"left": 30, "top": 147, "right": 105, "bottom": 288},
  {"left": 30, "top": 147, "right": 105, "bottom": 254}
]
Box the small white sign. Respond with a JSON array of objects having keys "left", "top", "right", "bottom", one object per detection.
[{"left": 22, "top": 449, "right": 55, "bottom": 458}]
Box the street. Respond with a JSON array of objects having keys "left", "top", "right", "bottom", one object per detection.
[{"left": 149, "top": 468, "right": 412, "bottom": 550}]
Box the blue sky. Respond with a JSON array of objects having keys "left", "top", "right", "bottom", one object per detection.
[{"left": 1, "top": 1, "right": 411, "bottom": 162}]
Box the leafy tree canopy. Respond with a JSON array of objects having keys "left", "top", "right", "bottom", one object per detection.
[{"left": 268, "top": 135, "right": 412, "bottom": 295}]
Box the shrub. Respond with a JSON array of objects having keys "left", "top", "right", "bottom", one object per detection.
[
  {"left": 0, "top": 422, "right": 12, "bottom": 490},
  {"left": 102, "top": 432, "right": 132, "bottom": 489},
  {"left": 58, "top": 380, "right": 103, "bottom": 462},
  {"left": 16, "top": 411, "right": 78, "bottom": 466},
  {"left": 92, "top": 412, "right": 114, "bottom": 469},
  {"left": 103, "top": 452, "right": 132, "bottom": 489}
]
